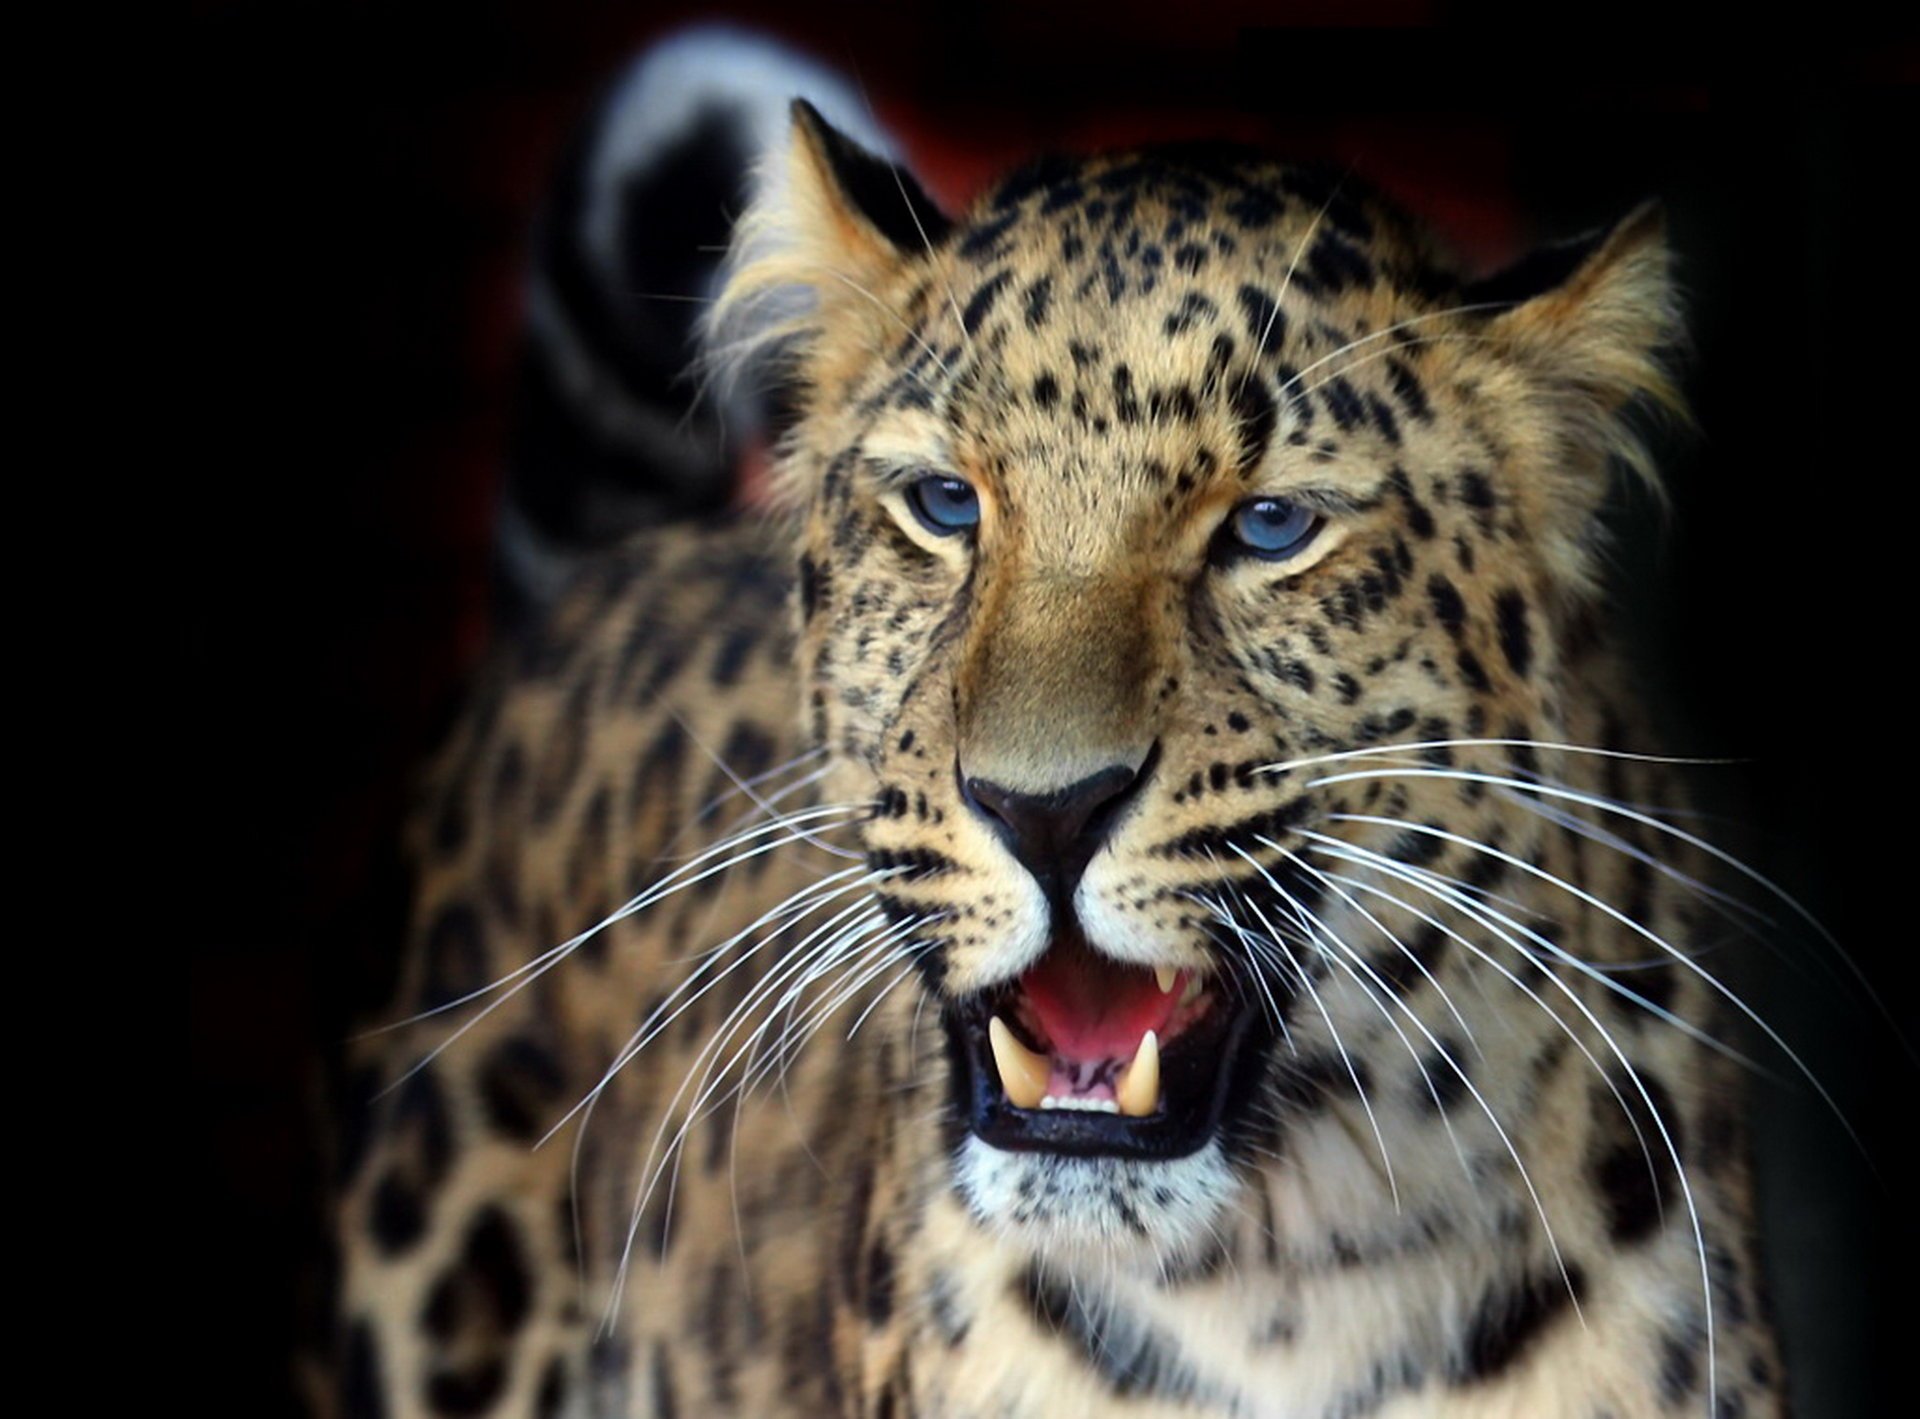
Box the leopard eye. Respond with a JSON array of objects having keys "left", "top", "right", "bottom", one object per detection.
[
  {"left": 906, "top": 475, "right": 981, "bottom": 536},
  {"left": 1223, "top": 497, "right": 1321, "bottom": 562}
]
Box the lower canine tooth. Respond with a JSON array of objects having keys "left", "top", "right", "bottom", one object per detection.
[
  {"left": 989, "top": 1016, "right": 1050, "bottom": 1110},
  {"left": 1115, "top": 1029, "right": 1160, "bottom": 1117}
]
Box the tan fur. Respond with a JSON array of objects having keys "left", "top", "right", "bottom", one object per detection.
[{"left": 338, "top": 117, "right": 1780, "bottom": 1417}]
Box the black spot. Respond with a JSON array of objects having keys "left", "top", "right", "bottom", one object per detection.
[
  {"left": 1367, "top": 393, "right": 1402, "bottom": 445},
  {"left": 426, "top": 1362, "right": 505, "bottom": 1415},
  {"left": 1427, "top": 575, "right": 1467, "bottom": 638},
  {"left": 1015, "top": 1265, "right": 1191, "bottom": 1399},
  {"left": 1384, "top": 358, "right": 1432, "bottom": 422},
  {"left": 478, "top": 1036, "right": 566, "bottom": 1141},
  {"left": 864, "top": 1235, "right": 896, "bottom": 1328},
  {"left": 1418, "top": 1038, "right": 1469, "bottom": 1114},
  {"left": 1156, "top": 798, "right": 1310, "bottom": 860},
  {"left": 1589, "top": 1069, "right": 1681, "bottom": 1245},
  {"left": 1454, "top": 648, "right": 1491, "bottom": 693},
  {"left": 925, "top": 1269, "right": 970, "bottom": 1347},
  {"left": 1229, "top": 375, "right": 1277, "bottom": 469},
  {"left": 370, "top": 1171, "right": 427, "bottom": 1254},
  {"left": 957, "top": 209, "right": 1018, "bottom": 261},
  {"left": 1451, "top": 1265, "right": 1586, "bottom": 1383},
  {"left": 709, "top": 622, "right": 759, "bottom": 687},
  {"left": 1494, "top": 590, "right": 1532, "bottom": 677},
  {"left": 368, "top": 1071, "right": 453, "bottom": 1255},
  {"left": 1303, "top": 230, "right": 1375, "bottom": 293},
  {"left": 961, "top": 270, "right": 1013, "bottom": 334},
  {"left": 1657, "top": 1318, "right": 1703, "bottom": 1403},
  {"left": 1237, "top": 285, "right": 1285, "bottom": 353},
  {"left": 1321, "top": 375, "right": 1367, "bottom": 431},
  {"left": 797, "top": 554, "right": 823, "bottom": 620},
  {"left": 1390, "top": 466, "right": 1436, "bottom": 537},
  {"left": 520, "top": 1360, "right": 563, "bottom": 1418},
  {"left": 1386, "top": 825, "right": 1445, "bottom": 869},
  {"left": 1023, "top": 274, "right": 1054, "bottom": 328},
  {"left": 1112, "top": 364, "right": 1141, "bottom": 423},
  {"left": 422, "top": 1207, "right": 533, "bottom": 1344},
  {"left": 1456, "top": 468, "right": 1497, "bottom": 525}
]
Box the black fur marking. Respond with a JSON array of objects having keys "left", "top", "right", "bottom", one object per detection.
[
  {"left": 1024, "top": 275, "right": 1054, "bottom": 328},
  {"left": 369, "top": 1072, "right": 453, "bottom": 1256},
  {"left": 1229, "top": 375, "right": 1278, "bottom": 470},
  {"left": 1271, "top": 1053, "right": 1370, "bottom": 1114},
  {"left": 1657, "top": 1316, "right": 1704, "bottom": 1403},
  {"left": 794, "top": 100, "right": 952, "bottom": 256},
  {"left": 1494, "top": 590, "right": 1532, "bottom": 677},
  {"left": 1237, "top": 285, "right": 1285, "bottom": 354},
  {"left": 925, "top": 1270, "right": 971, "bottom": 1347},
  {"left": 1016, "top": 1265, "right": 1197, "bottom": 1400},
  {"left": 1156, "top": 797, "right": 1309, "bottom": 860},
  {"left": 864, "top": 1234, "right": 897, "bottom": 1329},
  {"left": 1417, "top": 1036, "right": 1469, "bottom": 1114},
  {"left": 425, "top": 1363, "right": 506, "bottom": 1415},
  {"left": 962, "top": 270, "right": 1013, "bottom": 335},
  {"left": 421, "top": 1207, "right": 533, "bottom": 1347},
  {"left": 535, "top": 1359, "right": 567, "bottom": 1419},
  {"left": 1451, "top": 1264, "right": 1586, "bottom": 1384},
  {"left": 1589, "top": 1069, "right": 1680, "bottom": 1245},
  {"left": 1384, "top": 358, "right": 1432, "bottom": 423},
  {"left": 1426, "top": 576, "right": 1467, "bottom": 638},
  {"left": 478, "top": 1036, "right": 566, "bottom": 1141}
]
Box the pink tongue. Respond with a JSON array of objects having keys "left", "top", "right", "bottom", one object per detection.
[{"left": 1021, "top": 943, "right": 1175, "bottom": 1062}]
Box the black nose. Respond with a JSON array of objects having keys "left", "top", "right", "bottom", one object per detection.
[{"left": 961, "top": 750, "right": 1154, "bottom": 906}]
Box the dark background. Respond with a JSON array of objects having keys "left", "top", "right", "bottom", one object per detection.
[{"left": 191, "top": 4, "right": 1915, "bottom": 1411}]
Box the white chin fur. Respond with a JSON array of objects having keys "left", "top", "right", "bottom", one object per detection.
[{"left": 954, "top": 1135, "right": 1238, "bottom": 1268}]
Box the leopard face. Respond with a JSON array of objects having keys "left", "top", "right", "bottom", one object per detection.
[{"left": 716, "top": 108, "right": 1677, "bottom": 1268}]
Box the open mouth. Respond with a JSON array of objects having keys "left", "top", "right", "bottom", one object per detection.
[{"left": 946, "top": 932, "right": 1271, "bottom": 1160}]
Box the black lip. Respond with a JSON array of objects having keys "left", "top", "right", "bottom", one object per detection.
[{"left": 944, "top": 987, "right": 1276, "bottom": 1161}]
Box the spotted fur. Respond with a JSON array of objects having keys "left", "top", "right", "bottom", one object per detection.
[{"left": 338, "top": 79, "right": 1781, "bottom": 1419}]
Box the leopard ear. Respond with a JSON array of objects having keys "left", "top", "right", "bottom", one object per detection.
[
  {"left": 1474, "top": 204, "right": 1686, "bottom": 592},
  {"left": 786, "top": 100, "right": 951, "bottom": 267},
  {"left": 706, "top": 100, "right": 949, "bottom": 396},
  {"left": 1479, "top": 202, "right": 1680, "bottom": 397}
]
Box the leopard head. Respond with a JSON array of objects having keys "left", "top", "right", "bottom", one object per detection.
[{"left": 713, "top": 104, "right": 1678, "bottom": 1266}]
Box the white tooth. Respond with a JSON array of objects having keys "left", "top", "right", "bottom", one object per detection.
[
  {"left": 989, "top": 1016, "right": 1050, "bottom": 1110},
  {"left": 1155, "top": 965, "right": 1178, "bottom": 994},
  {"left": 1115, "top": 1029, "right": 1160, "bottom": 1118}
]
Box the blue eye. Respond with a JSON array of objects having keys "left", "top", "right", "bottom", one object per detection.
[
  {"left": 906, "top": 476, "right": 981, "bottom": 535},
  {"left": 1225, "top": 498, "right": 1321, "bottom": 561}
]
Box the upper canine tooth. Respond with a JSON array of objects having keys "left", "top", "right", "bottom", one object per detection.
[
  {"left": 1116, "top": 1029, "right": 1160, "bottom": 1118},
  {"left": 989, "top": 1016, "right": 1050, "bottom": 1110},
  {"left": 1154, "top": 966, "right": 1177, "bottom": 994}
]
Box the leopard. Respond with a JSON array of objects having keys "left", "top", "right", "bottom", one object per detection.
[{"left": 334, "top": 39, "right": 1786, "bottom": 1419}]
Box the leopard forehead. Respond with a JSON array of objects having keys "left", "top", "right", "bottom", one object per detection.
[{"left": 830, "top": 150, "right": 1454, "bottom": 518}]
